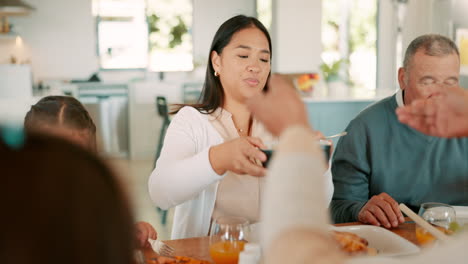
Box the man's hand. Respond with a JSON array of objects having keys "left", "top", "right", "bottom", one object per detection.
[
  {"left": 247, "top": 74, "right": 311, "bottom": 137},
  {"left": 396, "top": 86, "right": 468, "bottom": 138},
  {"left": 358, "top": 193, "right": 405, "bottom": 228}
]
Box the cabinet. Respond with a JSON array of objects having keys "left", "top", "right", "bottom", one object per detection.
[
  {"left": 78, "top": 83, "right": 129, "bottom": 158},
  {"left": 0, "top": 32, "right": 17, "bottom": 39}
]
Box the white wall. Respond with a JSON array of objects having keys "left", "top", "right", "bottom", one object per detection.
[
  {"left": 377, "top": 0, "right": 457, "bottom": 90},
  {"left": 0, "top": 38, "right": 20, "bottom": 64},
  {"left": 401, "top": 0, "right": 432, "bottom": 52},
  {"left": 0, "top": 0, "right": 256, "bottom": 82},
  {"left": 377, "top": 0, "right": 398, "bottom": 91},
  {"left": 192, "top": 0, "right": 256, "bottom": 62},
  {"left": 453, "top": 0, "right": 468, "bottom": 28},
  {"left": 3, "top": 0, "right": 99, "bottom": 81},
  {"left": 272, "top": 0, "right": 322, "bottom": 73}
]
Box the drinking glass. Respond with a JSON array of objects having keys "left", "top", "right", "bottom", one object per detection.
[
  {"left": 209, "top": 216, "right": 250, "bottom": 264},
  {"left": 415, "top": 202, "right": 456, "bottom": 246}
]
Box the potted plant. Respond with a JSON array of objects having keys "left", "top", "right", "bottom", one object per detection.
[{"left": 320, "top": 59, "right": 348, "bottom": 97}]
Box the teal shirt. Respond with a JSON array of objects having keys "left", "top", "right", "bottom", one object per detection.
[{"left": 331, "top": 94, "right": 468, "bottom": 223}]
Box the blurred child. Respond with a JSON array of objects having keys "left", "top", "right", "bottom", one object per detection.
[{"left": 24, "top": 95, "right": 158, "bottom": 248}]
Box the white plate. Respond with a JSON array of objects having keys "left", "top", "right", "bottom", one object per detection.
[
  {"left": 331, "top": 225, "right": 420, "bottom": 257},
  {"left": 250, "top": 223, "right": 420, "bottom": 257}
]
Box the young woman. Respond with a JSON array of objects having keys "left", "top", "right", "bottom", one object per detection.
[{"left": 149, "top": 15, "right": 333, "bottom": 239}]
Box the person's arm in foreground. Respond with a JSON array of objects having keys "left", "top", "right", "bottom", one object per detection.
[
  {"left": 396, "top": 86, "right": 468, "bottom": 138},
  {"left": 248, "top": 75, "right": 468, "bottom": 264},
  {"left": 248, "top": 75, "right": 346, "bottom": 264}
]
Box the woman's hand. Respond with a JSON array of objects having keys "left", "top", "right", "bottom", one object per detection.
[
  {"left": 135, "top": 221, "right": 158, "bottom": 249},
  {"left": 209, "top": 137, "right": 267, "bottom": 177}
]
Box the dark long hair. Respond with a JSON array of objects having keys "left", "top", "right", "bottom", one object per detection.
[
  {"left": 0, "top": 131, "right": 135, "bottom": 264},
  {"left": 173, "top": 15, "right": 272, "bottom": 114}
]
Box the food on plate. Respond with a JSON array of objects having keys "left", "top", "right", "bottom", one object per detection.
[
  {"left": 331, "top": 231, "right": 377, "bottom": 256},
  {"left": 147, "top": 255, "right": 210, "bottom": 264}
]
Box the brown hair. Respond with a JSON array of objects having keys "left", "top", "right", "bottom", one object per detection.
[
  {"left": 24, "top": 96, "right": 97, "bottom": 150},
  {"left": 172, "top": 15, "right": 272, "bottom": 114},
  {"left": 0, "top": 131, "right": 135, "bottom": 264}
]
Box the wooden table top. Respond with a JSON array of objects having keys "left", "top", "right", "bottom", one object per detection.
[{"left": 143, "top": 220, "right": 420, "bottom": 263}]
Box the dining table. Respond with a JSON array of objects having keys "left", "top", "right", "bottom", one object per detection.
[{"left": 142, "top": 218, "right": 421, "bottom": 263}]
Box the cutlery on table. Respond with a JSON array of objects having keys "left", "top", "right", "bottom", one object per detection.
[
  {"left": 148, "top": 239, "right": 176, "bottom": 256},
  {"left": 325, "top": 131, "right": 347, "bottom": 139}
]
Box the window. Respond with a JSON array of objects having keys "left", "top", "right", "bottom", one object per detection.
[
  {"left": 93, "top": 0, "right": 193, "bottom": 71},
  {"left": 147, "top": 0, "right": 193, "bottom": 71},
  {"left": 257, "top": 0, "right": 272, "bottom": 31},
  {"left": 93, "top": 0, "right": 148, "bottom": 69},
  {"left": 322, "top": 0, "right": 377, "bottom": 91}
]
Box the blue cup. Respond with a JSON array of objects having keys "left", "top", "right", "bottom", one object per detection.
[
  {"left": 319, "top": 139, "right": 332, "bottom": 161},
  {"left": 260, "top": 140, "right": 331, "bottom": 168},
  {"left": 260, "top": 149, "right": 273, "bottom": 168}
]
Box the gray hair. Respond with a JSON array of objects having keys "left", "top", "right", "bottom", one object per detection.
[{"left": 403, "top": 34, "right": 459, "bottom": 69}]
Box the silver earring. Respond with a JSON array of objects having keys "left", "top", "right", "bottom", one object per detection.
[{"left": 214, "top": 71, "right": 219, "bottom": 77}]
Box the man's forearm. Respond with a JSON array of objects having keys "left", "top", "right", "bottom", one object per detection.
[{"left": 330, "top": 200, "right": 366, "bottom": 223}]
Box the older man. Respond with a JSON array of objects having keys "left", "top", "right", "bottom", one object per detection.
[{"left": 331, "top": 34, "right": 468, "bottom": 227}]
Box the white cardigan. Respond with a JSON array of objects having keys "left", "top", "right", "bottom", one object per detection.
[
  {"left": 149, "top": 106, "right": 224, "bottom": 239},
  {"left": 149, "top": 106, "right": 334, "bottom": 239}
]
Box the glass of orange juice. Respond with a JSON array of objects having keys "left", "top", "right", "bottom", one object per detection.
[
  {"left": 209, "top": 216, "right": 250, "bottom": 264},
  {"left": 415, "top": 202, "right": 456, "bottom": 246}
]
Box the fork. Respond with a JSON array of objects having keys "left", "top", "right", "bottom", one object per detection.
[
  {"left": 148, "top": 239, "right": 176, "bottom": 256},
  {"left": 325, "top": 131, "right": 347, "bottom": 139}
]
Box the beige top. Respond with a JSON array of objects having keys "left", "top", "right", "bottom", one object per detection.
[{"left": 209, "top": 108, "right": 276, "bottom": 223}]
